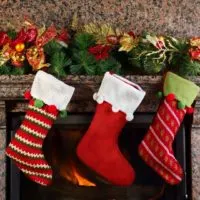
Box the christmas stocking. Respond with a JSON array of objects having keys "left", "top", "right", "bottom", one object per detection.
[
  {"left": 6, "top": 71, "right": 75, "bottom": 186},
  {"left": 138, "top": 72, "right": 199, "bottom": 185},
  {"left": 77, "top": 72, "right": 146, "bottom": 186}
]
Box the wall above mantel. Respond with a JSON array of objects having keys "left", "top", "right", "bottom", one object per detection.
[{"left": 0, "top": 0, "right": 200, "bottom": 37}]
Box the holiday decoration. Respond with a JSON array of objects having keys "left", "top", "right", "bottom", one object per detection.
[
  {"left": 138, "top": 72, "right": 199, "bottom": 185},
  {"left": 77, "top": 72, "right": 146, "bottom": 186},
  {"left": 69, "top": 33, "right": 120, "bottom": 75},
  {"left": 26, "top": 46, "right": 49, "bottom": 71},
  {"left": 0, "top": 18, "right": 200, "bottom": 76},
  {"left": 119, "top": 33, "right": 139, "bottom": 52},
  {"left": 88, "top": 44, "right": 111, "bottom": 60},
  {"left": 15, "top": 42, "right": 25, "bottom": 52},
  {"left": 0, "top": 32, "right": 11, "bottom": 46},
  {"left": 6, "top": 71, "right": 75, "bottom": 186},
  {"left": 83, "top": 23, "right": 122, "bottom": 45}
]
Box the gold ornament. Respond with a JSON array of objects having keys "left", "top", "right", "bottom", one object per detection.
[
  {"left": 11, "top": 52, "right": 25, "bottom": 67},
  {"left": 15, "top": 43, "right": 25, "bottom": 52},
  {"left": 26, "top": 46, "right": 50, "bottom": 71},
  {"left": 12, "top": 52, "right": 25, "bottom": 62},
  {"left": 119, "top": 33, "right": 139, "bottom": 52}
]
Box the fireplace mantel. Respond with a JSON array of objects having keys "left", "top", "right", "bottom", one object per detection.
[{"left": 0, "top": 74, "right": 200, "bottom": 200}]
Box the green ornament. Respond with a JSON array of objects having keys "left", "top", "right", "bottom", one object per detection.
[
  {"left": 34, "top": 99, "right": 44, "bottom": 108},
  {"left": 60, "top": 110, "right": 68, "bottom": 118},
  {"left": 156, "top": 91, "right": 163, "bottom": 99},
  {"left": 178, "top": 101, "right": 185, "bottom": 109}
]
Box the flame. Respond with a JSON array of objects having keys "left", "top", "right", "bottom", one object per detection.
[
  {"left": 72, "top": 167, "right": 96, "bottom": 187},
  {"left": 60, "top": 164, "right": 96, "bottom": 187},
  {"left": 50, "top": 129, "right": 96, "bottom": 187}
]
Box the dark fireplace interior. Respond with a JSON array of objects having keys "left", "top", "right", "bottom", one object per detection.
[{"left": 6, "top": 111, "right": 192, "bottom": 200}]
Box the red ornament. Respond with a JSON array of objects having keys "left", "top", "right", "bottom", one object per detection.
[
  {"left": 47, "top": 105, "right": 57, "bottom": 114},
  {"left": 88, "top": 44, "right": 111, "bottom": 60},
  {"left": 166, "top": 93, "right": 176, "bottom": 102},
  {"left": 106, "top": 35, "right": 119, "bottom": 45},
  {"left": 186, "top": 107, "right": 194, "bottom": 114},
  {"left": 26, "top": 28, "right": 38, "bottom": 43},
  {"left": 24, "top": 90, "right": 32, "bottom": 100},
  {"left": 189, "top": 48, "right": 200, "bottom": 61},
  {"left": 0, "top": 32, "right": 11, "bottom": 47}
]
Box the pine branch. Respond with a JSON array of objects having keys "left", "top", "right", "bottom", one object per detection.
[
  {"left": 44, "top": 40, "right": 63, "bottom": 55},
  {"left": 7, "top": 29, "right": 17, "bottom": 39},
  {"left": 70, "top": 50, "right": 97, "bottom": 75},
  {"left": 96, "top": 58, "right": 121, "bottom": 75},
  {"left": 73, "top": 33, "right": 96, "bottom": 50},
  {"left": 48, "top": 51, "right": 71, "bottom": 77},
  {"left": 0, "top": 65, "right": 11, "bottom": 74}
]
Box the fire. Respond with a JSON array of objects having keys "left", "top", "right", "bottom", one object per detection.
[
  {"left": 60, "top": 163, "right": 96, "bottom": 187},
  {"left": 50, "top": 129, "right": 96, "bottom": 187},
  {"left": 71, "top": 167, "right": 96, "bottom": 187}
]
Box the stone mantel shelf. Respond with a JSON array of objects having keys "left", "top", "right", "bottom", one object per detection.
[
  {"left": 0, "top": 74, "right": 200, "bottom": 112},
  {"left": 0, "top": 74, "right": 200, "bottom": 200}
]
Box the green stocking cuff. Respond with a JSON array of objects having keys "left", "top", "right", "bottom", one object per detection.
[{"left": 163, "top": 72, "right": 200, "bottom": 107}]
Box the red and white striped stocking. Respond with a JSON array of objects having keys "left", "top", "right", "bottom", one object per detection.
[
  {"left": 6, "top": 71, "right": 75, "bottom": 186},
  {"left": 138, "top": 72, "right": 199, "bottom": 185}
]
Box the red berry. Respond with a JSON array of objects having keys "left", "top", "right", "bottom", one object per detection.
[
  {"left": 24, "top": 90, "right": 32, "bottom": 100},
  {"left": 186, "top": 107, "right": 194, "bottom": 114},
  {"left": 166, "top": 93, "right": 175, "bottom": 102},
  {"left": 47, "top": 105, "right": 57, "bottom": 114}
]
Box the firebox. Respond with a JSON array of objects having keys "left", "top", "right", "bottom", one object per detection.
[{"left": 6, "top": 111, "right": 191, "bottom": 200}]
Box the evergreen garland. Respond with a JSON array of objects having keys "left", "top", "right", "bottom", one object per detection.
[
  {"left": 166, "top": 37, "right": 200, "bottom": 76},
  {"left": 0, "top": 20, "right": 200, "bottom": 77},
  {"left": 70, "top": 33, "right": 121, "bottom": 75},
  {"left": 129, "top": 38, "right": 166, "bottom": 74},
  {"left": 44, "top": 40, "right": 71, "bottom": 77}
]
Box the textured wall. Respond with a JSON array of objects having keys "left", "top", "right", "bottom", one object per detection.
[{"left": 0, "top": 0, "right": 200, "bottom": 37}]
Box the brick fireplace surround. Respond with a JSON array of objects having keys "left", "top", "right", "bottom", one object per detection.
[{"left": 0, "top": 75, "right": 200, "bottom": 200}]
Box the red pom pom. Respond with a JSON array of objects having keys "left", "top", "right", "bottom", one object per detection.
[
  {"left": 166, "top": 93, "right": 175, "bottom": 102},
  {"left": 47, "top": 105, "right": 58, "bottom": 114},
  {"left": 29, "top": 99, "right": 35, "bottom": 106},
  {"left": 186, "top": 107, "right": 194, "bottom": 114},
  {"left": 24, "top": 90, "right": 32, "bottom": 100}
]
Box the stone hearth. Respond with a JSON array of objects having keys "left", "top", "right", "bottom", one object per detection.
[{"left": 0, "top": 74, "right": 200, "bottom": 200}]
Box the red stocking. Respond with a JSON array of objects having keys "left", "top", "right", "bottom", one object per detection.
[
  {"left": 77, "top": 72, "right": 146, "bottom": 186},
  {"left": 139, "top": 72, "right": 199, "bottom": 185},
  {"left": 6, "top": 71, "right": 75, "bottom": 185}
]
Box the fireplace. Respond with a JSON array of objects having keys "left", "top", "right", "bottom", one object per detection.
[
  {"left": 6, "top": 111, "right": 191, "bottom": 200},
  {"left": 0, "top": 75, "right": 199, "bottom": 200}
]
